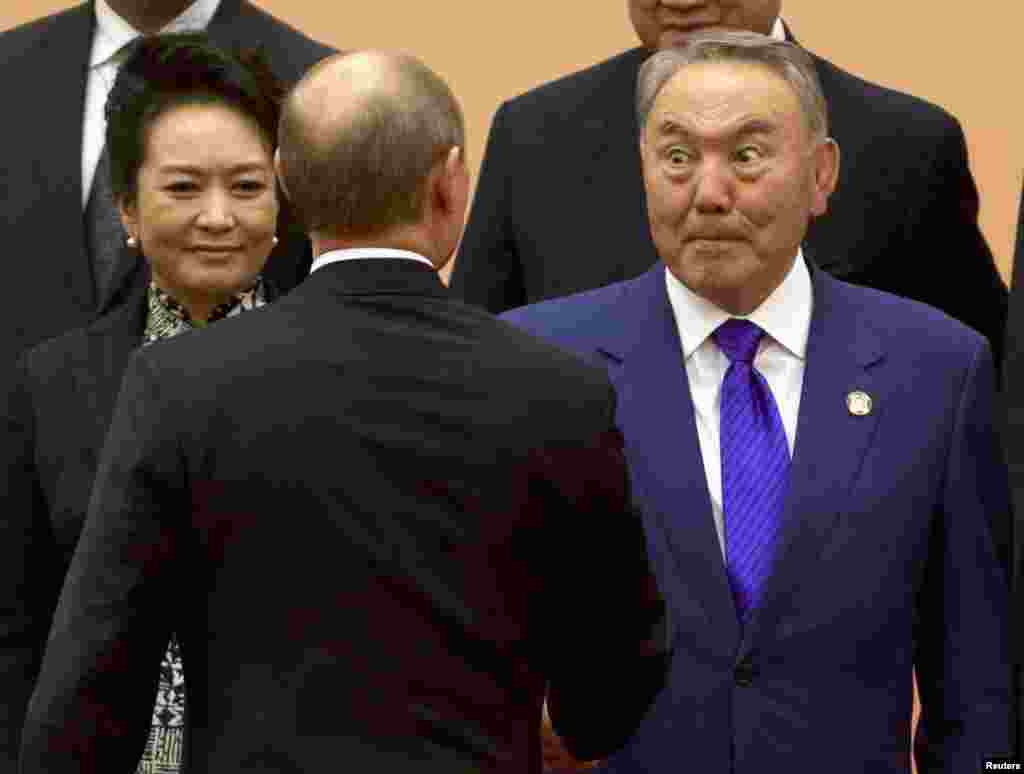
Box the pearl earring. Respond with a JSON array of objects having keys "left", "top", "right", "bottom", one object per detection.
[
  {"left": 272, "top": 235, "right": 279, "bottom": 246},
  {"left": 126, "top": 236, "right": 138, "bottom": 248}
]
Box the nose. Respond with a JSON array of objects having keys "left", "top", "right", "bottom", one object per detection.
[
  {"left": 196, "top": 188, "right": 236, "bottom": 232},
  {"left": 692, "top": 158, "right": 734, "bottom": 215}
]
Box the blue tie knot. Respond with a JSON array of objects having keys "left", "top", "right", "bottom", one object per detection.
[{"left": 714, "top": 319, "right": 764, "bottom": 364}]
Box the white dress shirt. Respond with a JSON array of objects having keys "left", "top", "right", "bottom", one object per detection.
[
  {"left": 82, "top": 0, "right": 221, "bottom": 207},
  {"left": 771, "top": 17, "right": 786, "bottom": 41},
  {"left": 310, "top": 248, "right": 436, "bottom": 273},
  {"left": 664, "top": 251, "right": 813, "bottom": 558}
]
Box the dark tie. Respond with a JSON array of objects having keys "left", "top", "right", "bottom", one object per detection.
[
  {"left": 85, "top": 141, "right": 125, "bottom": 309},
  {"left": 714, "top": 318, "right": 790, "bottom": 622}
]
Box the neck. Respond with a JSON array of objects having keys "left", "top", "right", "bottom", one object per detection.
[
  {"left": 314, "top": 228, "right": 444, "bottom": 269},
  {"left": 154, "top": 282, "right": 235, "bottom": 324},
  {"left": 104, "top": 0, "right": 196, "bottom": 33}
]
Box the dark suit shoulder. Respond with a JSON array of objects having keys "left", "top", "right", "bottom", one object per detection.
[
  {"left": 226, "top": 0, "right": 334, "bottom": 79},
  {"left": 500, "top": 48, "right": 646, "bottom": 125},
  {"left": 810, "top": 50, "right": 962, "bottom": 141},
  {"left": 18, "top": 325, "right": 90, "bottom": 388},
  {"left": 139, "top": 293, "right": 617, "bottom": 443},
  {"left": 0, "top": 2, "right": 90, "bottom": 64},
  {"left": 19, "top": 290, "right": 142, "bottom": 384}
]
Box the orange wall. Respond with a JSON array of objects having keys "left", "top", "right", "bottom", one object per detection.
[{"left": 4, "top": 1, "right": 1022, "bottom": 281}]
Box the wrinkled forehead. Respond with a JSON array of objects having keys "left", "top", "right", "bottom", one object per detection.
[{"left": 648, "top": 61, "right": 804, "bottom": 140}]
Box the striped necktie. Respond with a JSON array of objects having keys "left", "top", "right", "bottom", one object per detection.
[{"left": 714, "top": 318, "right": 790, "bottom": 621}]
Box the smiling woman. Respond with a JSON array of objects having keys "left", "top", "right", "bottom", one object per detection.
[
  {"left": 118, "top": 101, "right": 279, "bottom": 324},
  {"left": 4, "top": 32, "right": 289, "bottom": 774},
  {"left": 107, "top": 33, "right": 283, "bottom": 325}
]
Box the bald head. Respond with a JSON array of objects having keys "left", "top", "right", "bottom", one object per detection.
[{"left": 277, "top": 50, "right": 465, "bottom": 241}]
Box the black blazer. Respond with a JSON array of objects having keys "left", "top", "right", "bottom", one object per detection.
[
  {"left": 18, "top": 259, "right": 670, "bottom": 774},
  {"left": 0, "top": 259, "right": 284, "bottom": 768},
  {"left": 0, "top": 0, "right": 334, "bottom": 372},
  {"left": 451, "top": 41, "right": 1007, "bottom": 363}
]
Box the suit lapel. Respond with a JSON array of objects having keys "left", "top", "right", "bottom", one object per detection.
[
  {"left": 739, "top": 270, "right": 885, "bottom": 653},
  {"left": 598, "top": 266, "right": 741, "bottom": 651},
  {"left": 205, "top": 0, "right": 245, "bottom": 46},
  {"left": 33, "top": 2, "right": 97, "bottom": 313}
]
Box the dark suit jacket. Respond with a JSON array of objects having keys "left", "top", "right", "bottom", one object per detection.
[
  {"left": 452, "top": 40, "right": 1007, "bottom": 364},
  {"left": 0, "top": 259, "right": 284, "bottom": 768},
  {"left": 1001, "top": 181, "right": 1024, "bottom": 750},
  {"left": 503, "top": 263, "right": 1013, "bottom": 773},
  {"left": 0, "top": 0, "right": 334, "bottom": 370},
  {"left": 18, "top": 259, "right": 670, "bottom": 774}
]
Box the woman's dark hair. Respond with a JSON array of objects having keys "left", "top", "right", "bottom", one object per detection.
[{"left": 106, "top": 32, "right": 285, "bottom": 202}]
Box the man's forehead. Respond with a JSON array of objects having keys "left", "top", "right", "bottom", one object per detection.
[{"left": 651, "top": 60, "right": 801, "bottom": 129}]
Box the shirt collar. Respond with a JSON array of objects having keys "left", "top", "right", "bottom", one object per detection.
[
  {"left": 144, "top": 275, "right": 266, "bottom": 343},
  {"left": 665, "top": 247, "right": 813, "bottom": 361},
  {"left": 770, "top": 17, "right": 786, "bottom": 41},
  {"left": 91, "top": 0, "right": 222, "bottom": 67},
  {"left": 310, "top": 248, "right": 437, "bottom": 274}
]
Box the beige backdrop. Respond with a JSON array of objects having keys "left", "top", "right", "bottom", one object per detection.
[{"left": 4, "top": 1, "right": 1022, "bottom": 282}]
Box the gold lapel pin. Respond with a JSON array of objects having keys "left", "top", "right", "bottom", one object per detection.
[{"left": 847, "top": 390, "right": 873, "bottom": 417}]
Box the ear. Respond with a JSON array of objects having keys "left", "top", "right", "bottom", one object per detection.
[
  {"left": 809, "top": 137, "right": 840, "bottom": 219},
  {"left": 435, "top": 145, "right": 469, "bottom": 220},
  {"left": 118, "top": 195, "right": 138, "bottom": 242},
  {"left": 273, "top": 147, "right": 292, "bottom": 202}
]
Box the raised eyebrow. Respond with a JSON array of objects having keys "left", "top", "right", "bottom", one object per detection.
[
  {"left": 655, "top": 119, "right": 690, "bottom": 139},
  {"left": 734, "top": 119, "right": 780, "bottom": 137}
]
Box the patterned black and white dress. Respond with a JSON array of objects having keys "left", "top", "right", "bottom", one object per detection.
[{"left": 135, "top": 278, "right": 267, "bottom": 774}]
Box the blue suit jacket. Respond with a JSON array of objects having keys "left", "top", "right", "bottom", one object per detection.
[{"left": 503, "top": 263, "right": 1012, "bottom": 773}]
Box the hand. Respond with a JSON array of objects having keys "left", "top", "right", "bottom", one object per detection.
[{"left": 542, "top": 700, "right": 598, "bottom": 772}]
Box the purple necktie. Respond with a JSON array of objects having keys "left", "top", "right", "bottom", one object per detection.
[{"left": 714, "top": 319, "right": 790, "bottom": 622}]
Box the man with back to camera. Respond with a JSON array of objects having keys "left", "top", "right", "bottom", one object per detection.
[
  {"left": 452, "top": 1, "right": 1008, "bottom": 369},
  {"left": 503, "top": 31, "right": 1013, "bottom": 773},
  {"left": 18, "top": 50, "right": 671, "bottom": 774}
]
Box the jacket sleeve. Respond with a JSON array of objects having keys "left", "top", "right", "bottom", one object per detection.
[
  {"left": 449, "top": 101, "right": 528, "bottom": 313},
  {"left": 538, "top": 391, "right": 671, "bottom": 762},
  {"left": 913, "top": 339, "right": 1014, "bottom": 772},
  {"left": 0, "top": 355, "right": 61, "bottom": 771},
  {"left": 902, "top": 117, "right": 1007, "bottom": 367},
  {"left": 19, "top": 350, "right": 184, "bottom": 774}
]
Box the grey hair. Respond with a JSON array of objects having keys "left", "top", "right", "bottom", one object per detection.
[
  {"left": 278, "top": 53, "right": 465, "bottom": 238},
  {"left": 636, "top": 31, "right": 829, "bottom": 143}
]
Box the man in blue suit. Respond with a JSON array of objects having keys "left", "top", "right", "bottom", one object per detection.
[{"left": 502, "top": 31, "right": 1012, "bottom": 773}]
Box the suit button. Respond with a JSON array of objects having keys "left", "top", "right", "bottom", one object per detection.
[{"left": 734, "top": 659, "right": 756, "bottom": 687}]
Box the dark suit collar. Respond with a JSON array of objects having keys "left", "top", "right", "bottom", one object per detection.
[
  {"left": 30, "top": 3, "right": 97, "bottom": 312},
  {"left": 304, "top": 258, "right": 450, "bottom": 299},
  {"left": 86, "top": 261, "right": 148, "bottom": 340},
  {"left": 206, "top": 0, "right": 245, "bottom": 37}
]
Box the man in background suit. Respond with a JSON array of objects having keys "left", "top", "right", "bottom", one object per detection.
[
  {"left": 0, "top": 0, "right": 333, "bottom": 375},
  {"left": 1001, "top": 180, "right": 1024, "bottom": 751},
  {"left": 19, "top": 50, "right": 670, "bottom": 774},
  {"left": 452, "top": 0, "right": 1007, "bottom": 365},
  {"left": 504, "top": 32, "right": 1012, "bottom": 772}
]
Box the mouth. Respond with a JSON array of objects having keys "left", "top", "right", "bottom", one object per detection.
[
  {"left": 660, "top": 18, "right": 722, "bottom": 34},
  {"left": 689, "top": 235, "right": 745, "bottom": 244},
  {"left": 190, "top": 245, "right": 242, "bottom": 254},
  {"left": 687, "top": 238, "right": 744, "bottom": 256}
]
